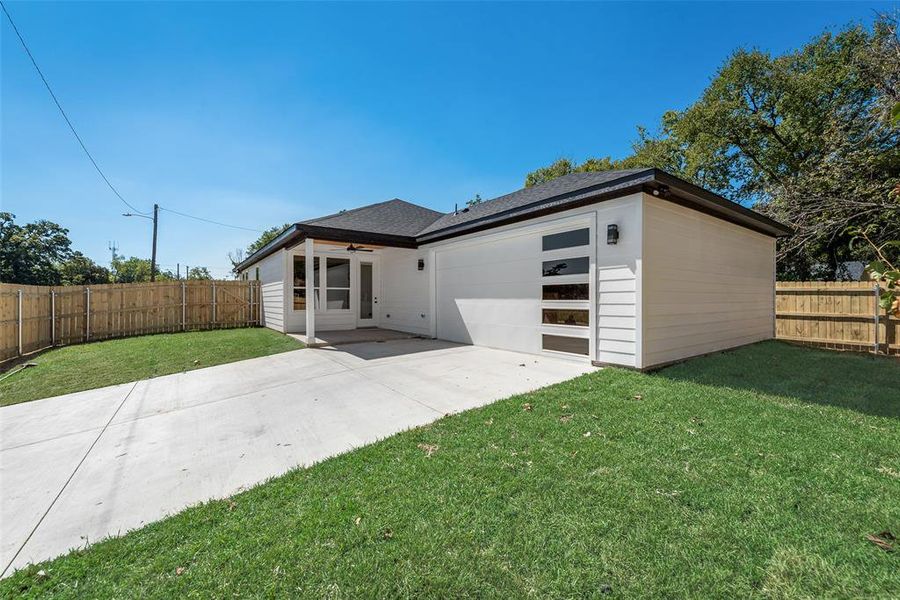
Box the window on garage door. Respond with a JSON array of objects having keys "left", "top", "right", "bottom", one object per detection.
[{"left": 540, "top": 227, "right": 590, "bottom": 356}]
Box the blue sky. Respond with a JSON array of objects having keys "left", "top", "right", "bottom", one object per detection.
[{"left": 1, "top": 1, "right": 891, "bottom": 277}]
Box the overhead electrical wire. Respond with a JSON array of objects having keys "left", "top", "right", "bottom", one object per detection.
[
  {"left": 159, "top": 207, "right": 264, "bottom": 233},
  {"left": 0, "top": 0, "right": 147, "bottom": 215},
  {"left": 1, "top": 1, "right": 266, "bottom": 236}
]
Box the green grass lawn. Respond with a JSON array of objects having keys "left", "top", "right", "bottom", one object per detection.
[
  {"left": 0, "top": 328, "right": 304, "bottom": 407},
  {"left": 3, "top": 341, "right": 898, "bottom": 598}
]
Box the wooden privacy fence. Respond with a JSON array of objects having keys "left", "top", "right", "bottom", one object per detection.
[
  {"left": 776, "top": 281, "right": 899, "bottom": 356},
  {"left": 1, "top": 280, "right": 261, "bottom": 363}
]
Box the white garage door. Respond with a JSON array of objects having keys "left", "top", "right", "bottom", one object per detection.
[
  {"left": 434, "top": 221, "right": 595, "bottom": 359},
  {"left": 435, "top": 232, "right": 542, "bottom": 354}
]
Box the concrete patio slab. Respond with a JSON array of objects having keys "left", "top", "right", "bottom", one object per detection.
[
  {"left": 292, "top": 327, "right": 420, "bottom": 347},
  {"left": 0, "top": 339, "right": 594, "bottom": 576}
]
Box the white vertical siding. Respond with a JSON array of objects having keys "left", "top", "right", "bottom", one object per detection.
[
  {"left": 641, "top": 194, "right": 776, "bottom": 368},
  {"left": 594, "top": 194, "right": 642, "bottom": 368},
  {"left": 256, "top": 250, "right": 285, "bottom": 332},
  {"left": 378, "top": 247, "right": 431, "bottom": 336}
]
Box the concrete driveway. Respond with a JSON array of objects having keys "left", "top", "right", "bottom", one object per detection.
[{"left": 1, "top": 339, "right": 593, "bottom": 576}]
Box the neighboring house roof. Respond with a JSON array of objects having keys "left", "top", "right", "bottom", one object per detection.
[{"left": 235, "top": 168, "right": 792, "bottom": 271}]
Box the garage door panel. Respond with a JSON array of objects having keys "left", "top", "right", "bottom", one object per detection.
[
  {"left": 436, "top": 235, "right": 543, "bottom": 354},
  {"left": 437, "top": 236, "right": 536, "bottom": 269},
  {"left": 437, "top": 262, "right": 535, "bottom": 287}
]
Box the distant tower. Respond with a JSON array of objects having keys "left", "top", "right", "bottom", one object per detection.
[{"left": 108, "top": 241, "right": 119, "bottom": 277}]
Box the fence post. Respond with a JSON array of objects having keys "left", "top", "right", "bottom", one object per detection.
[
  {"left": 182, "top": 281, "right": 187, "bottom": 331},
  {"left": 211, "top": 282, "right": 217, "bottom": 327},
  {"left": 17, "top": 289, "right": 23, "bottom": 357},
  {"left": 874, "top": 283, "right": 880, "bottom": 355},
  {"left": 50, "top": 290, "right": 56, "bottom": 346},
  {"left": 85, "top": 287, "right": 91, "bottom": 342}
]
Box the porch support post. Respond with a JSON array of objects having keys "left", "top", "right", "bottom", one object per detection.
[{"left": 304, "top": 237, "right": 316, "bottom": 344}]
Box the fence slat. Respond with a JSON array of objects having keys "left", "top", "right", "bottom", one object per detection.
[
  {"left": 0, "top": 280, "right": 261, "bottom": 363},
  {"left": 775, "top": 282, "right": 898, "bottom": 356}
]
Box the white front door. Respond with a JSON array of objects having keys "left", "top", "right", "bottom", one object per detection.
[{"left": 357, "top": 257, "right": 379, "bottom": 327}]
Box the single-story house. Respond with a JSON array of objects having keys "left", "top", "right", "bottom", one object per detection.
[{"left": 236, "top": 168, "right": 791, "bottom": 370}]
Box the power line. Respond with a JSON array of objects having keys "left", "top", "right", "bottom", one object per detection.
[
  {"left": 159, "top": 206, "right": 264, "bottom": 233},
  {"left": 0, "top": 0, "right": 148, "bottom": 215},
  {"left": 2, "top": 2, "right": 267, "bottom": 236}
]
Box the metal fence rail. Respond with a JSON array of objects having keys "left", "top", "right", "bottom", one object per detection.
[{"left": 1, "top": 280, "right": 261, "bottom": 363}]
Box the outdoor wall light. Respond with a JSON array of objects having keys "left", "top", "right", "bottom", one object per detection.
[
  {"left": 607, "top": 224, "right": 619, "bottom": 245},
  {"left": 418, "top": 258, "right": 425, "bottom": 271}
]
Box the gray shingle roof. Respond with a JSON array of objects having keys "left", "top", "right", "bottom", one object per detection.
[
  {"left": 236, "top": 168, "right": 790, "bottom": 272},
  {"left": 417, "top": 169, "right": 650, "bottom": 238},
  {"left": 302, "top": 198, "right": 443, "bottom": 237}
]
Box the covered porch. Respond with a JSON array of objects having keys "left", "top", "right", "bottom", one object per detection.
[{"left": 288, "top": 234, "right": 432, "bottom": 345}]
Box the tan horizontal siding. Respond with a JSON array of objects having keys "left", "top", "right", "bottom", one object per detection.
[{"left": 642, "top": 194, "right": 775, "bottom": 368}]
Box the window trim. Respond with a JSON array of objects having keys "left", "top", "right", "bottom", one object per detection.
[
  {"left": 538, "top": 219, "right": 594, "bottom": 359},
  {"left": 541, "top": 334, "right": 590, "bottom": 356},
  {"left": 542, "top": 283, "right": 589, "bottom": 301},
  {"left": 541, "top": 256, "right": 590, "bottom": 278},
  {"left": 291, "top": 255, "right": 320, "bottom": 312},
  {"left": 541, "top": 227, "right": 590, "bottom": 252},
  {"left": 324, "top": 257, "right": 351, "bottom": 312},
  {"left": 541, "top": 308, "right": 589, "bottom": 328}
]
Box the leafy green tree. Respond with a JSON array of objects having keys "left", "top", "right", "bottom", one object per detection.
[
  {"left": 0, "top": 212, "right": 72, "bottom": 285},
  {"left": 187, "top": 266, "right": 212, "bottom": 280},
  {"left": 247, "top": 224, "right": 292, "bottom": 255},
  {"left": 523, "top": 15, "right": 900, "bottom": 280},
  {"left": 59, "top": 252, "right": 111, "bottom": 286},
  {"left": 466, "top": 194, "right": 483, "bottom": 208},
  {"left": 525, "top": 158, "right": 579, "bottom": 187},
  {"left": 525, "top": 156, "right": 647, "bottom": 187},
  {"left": 112, "top": 257, "right": 175, "bottom": 283}
]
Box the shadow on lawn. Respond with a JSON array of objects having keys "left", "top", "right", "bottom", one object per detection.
[{"left": 654, "top": 341, "right": 900, "bottom": 419}]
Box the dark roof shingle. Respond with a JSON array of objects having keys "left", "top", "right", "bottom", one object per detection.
[
  {"left": 236, "top": 168, "right": 791, "bottom": 271},
  {"left": 303, "top": 199, "right": 443, "bottom": 237},
  {"left": 417, "top": 169, "right": 650, "bottom": 238}
]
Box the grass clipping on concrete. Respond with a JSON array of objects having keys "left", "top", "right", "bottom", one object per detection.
[
  {"left": 4, "top": 341, "right": 899, "bottom": 597},
  {"left": 0, "top": 328, "right": 304, "bottom": 407}
]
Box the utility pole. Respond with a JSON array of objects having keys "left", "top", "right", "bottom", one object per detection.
[
  {"left": 122, "top": 205, "right": 159, "bottom": 282},
  {"left": 150, "top": 203, "right": 159, "bottom": 282},
  {"left": 177, "top": 263, "right": 181, "bottom": 280}
]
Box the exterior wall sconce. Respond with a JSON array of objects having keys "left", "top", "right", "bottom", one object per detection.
[
  {"left": 417, "top": 258, "right": 425, "bottom": 271},
  {"left": 607, "top": 224, "right": 619, "bottom": 245}
]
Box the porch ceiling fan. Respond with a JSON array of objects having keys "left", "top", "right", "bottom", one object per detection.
[{"left": 346, "top": 244, "right": 374, "bottom": 253}]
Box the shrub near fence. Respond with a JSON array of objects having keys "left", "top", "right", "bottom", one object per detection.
[
  {"left": 0, "top": 280, "right": 261, "bottom": 363},
  {"left": 776, "top": 281, "right": 899, "bottom": 355}
]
